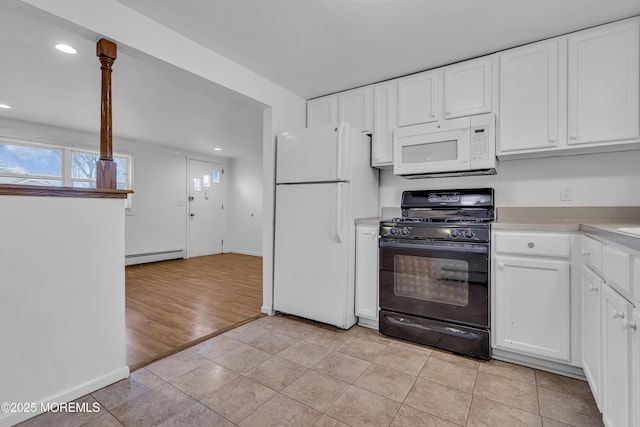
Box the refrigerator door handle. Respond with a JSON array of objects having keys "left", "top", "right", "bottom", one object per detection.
[
  {"left": 336, "top": 183, "right": 343, "bottom": 243},
  {"left": 336, "top": 126, "right": 344, "bottom": 181}
]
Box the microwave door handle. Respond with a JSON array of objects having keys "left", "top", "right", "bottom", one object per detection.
[{"left": 379, "top": 241, "right": 488, "bottom": 254}]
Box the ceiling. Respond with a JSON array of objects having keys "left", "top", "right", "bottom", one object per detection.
[
  {"left": 0, "top": 0, "right": 265, "bottom": 158},
  {"left": 2, "top": 0, "right": 640, "bottom": 158},
  {"left": 116, "top": 0, "right": 640, "bottom": 99}
]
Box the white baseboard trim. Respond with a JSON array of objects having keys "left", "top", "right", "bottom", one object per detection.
[
  {"left": 125, "top": 250, "right": 184, "bottom": 265},
  {"left": 261, "top": 305, "right": 275, "bottom": 315},
  {"left": 357, "top": 317, "right": 379, "bottom": 330},
  {"left": 491, "top": 348, "right": 585, "bottom": 379},
  {"left": 0, "top": 366, "right": 129, "bottom": 427},
  {"left": 224, "top": 249, "right": 263, "bottom": 257}
]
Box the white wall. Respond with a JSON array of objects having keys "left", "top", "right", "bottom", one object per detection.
[
  {"left": 0, "top": 196, "right": 129, "bottom": 427},
  {"left": 379, "top": 149, "right": 640, "bottom": 210},
  {"left": 226, "top": 153, "right": 264, "bottom": 256}
]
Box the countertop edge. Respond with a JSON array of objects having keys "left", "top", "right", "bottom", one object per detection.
[{"left": 580, "top": 223, "right": 640, "bottom": 252}]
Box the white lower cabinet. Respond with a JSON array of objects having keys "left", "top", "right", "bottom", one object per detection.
[
  {"left": 495, "top": 254, "right": 570, "bottom": 360},
  {"left": 601, "top": 283, "right": 634, "bottom": 427},
  {"left": 632, "top": 308, "right": 640, "bottom": 427},
  {"left": 355, "top": 223, "right": 379, "bottom": 328},
  {"left": 581, "top": 233, "right": 640, "bottom": 427},
  {"left": 581, "top": 266, "right": 602, "bottom": 408}
]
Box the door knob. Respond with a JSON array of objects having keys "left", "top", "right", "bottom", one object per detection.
[
  {"left": 623, "top": 320, "right": 637, "bottom": 330},
  {"left": 612, "top": 309, "right": 625, "bottom": 320}
]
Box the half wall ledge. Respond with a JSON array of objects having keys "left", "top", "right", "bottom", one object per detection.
[{"left": 0, "top": 183, "right": 132, "bottom": 199}]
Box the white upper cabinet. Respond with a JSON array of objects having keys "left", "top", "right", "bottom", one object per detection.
[
  {"left": 444, "top": 57, "right": 492, "bottom": 119},
  {"left": 397, "top": 57, "right": 494, "bottom": 128},
  {"left": 307, "top": 87, "right": 373, "bottom": 132},
  {"left": 567, "top": 19, "right": 640, "bottom": 145},
  {"left": 498, "top": 17, "right": 640, "bottom": 158},
  {"left": 338, "top": 86, "right": 373, "bottom": 132},
  {"left": 372, "top": 81, "right": 397, "bottom": 167},
  {"left": 397, "top": 70, "right": 439, "bottom": 127},
  {"left": 307, "top": 95, "right": 338, "bottom": 127},
  {"left": 498, "top": 39, "right": 565, "bottom": 154}
]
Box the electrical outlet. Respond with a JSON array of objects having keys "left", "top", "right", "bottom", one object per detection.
[{"left": 561, "top": 185, "right": 573, "bottom": 201}]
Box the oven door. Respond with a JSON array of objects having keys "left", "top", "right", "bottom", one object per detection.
[{"left": 379, "top": 239, "right": 489, "bottom": 329}]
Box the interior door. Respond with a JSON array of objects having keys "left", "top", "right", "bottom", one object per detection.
[{"left": 188, "top": 159, "right": 224, "bottom": 258}]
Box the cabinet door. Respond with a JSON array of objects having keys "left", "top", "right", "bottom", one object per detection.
[
  {"left": 338, "top": 87, "right": 372, "bottom": 132},
  {"left": 581, "top": 266, "right": 602, "bottom": 408},
  {"left": 355, "top": 224, "right": 379, "bottom": 322},
  {"left": 372, "top": 81, "right": 397, "bottom": 167},
  {"left": 495, "top": 255, "right": 570, "bottom": 360},
  {"left": 632, "top": 308, "right": 640, "bottom": 427},
  {"left": 567, "top": 19, "right": 640, "bottom": 145},
  {"left": 397, "top": 70, "right": 439, "bottom": 127},
  {"left": 498, "top": 39, "right": 564, "bottom": 154},
  {"left": 307, "top": 95, "right": 338, "bottom": 127},
  {"left": 444, "top": 57, "right": 492, "bottom": 119},
  {"left": 601, "top": 283, "right": 633, "bottom": 427}
]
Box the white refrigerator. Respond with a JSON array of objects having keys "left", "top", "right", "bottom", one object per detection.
[{"left": 274, "top": 122, "right": 379, "bottom": 329}]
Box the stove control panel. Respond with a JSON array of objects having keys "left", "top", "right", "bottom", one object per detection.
[{"left": 380, "top": 223, "right": 490, "bottom": 242}]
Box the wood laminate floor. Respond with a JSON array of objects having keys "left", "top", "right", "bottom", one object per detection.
[{"left": 125, "top": 253, "right": 263, "bottom": 369}]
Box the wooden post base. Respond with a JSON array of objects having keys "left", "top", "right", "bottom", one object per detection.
[{"left": 96, "top": 159, "right": 117, "bottom": 190}]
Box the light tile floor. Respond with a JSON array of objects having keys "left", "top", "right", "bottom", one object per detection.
[{"left": 18, "top": 315, "right": 604, "bottom": 427}]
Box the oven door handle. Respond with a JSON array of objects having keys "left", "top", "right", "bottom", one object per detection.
[{"left": 379, "top": 241, "right": 488, "bottom": 254}]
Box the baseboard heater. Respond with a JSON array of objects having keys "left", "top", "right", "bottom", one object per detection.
[{"left": 125, "top": 249, "right": 185, "bottom": 266}]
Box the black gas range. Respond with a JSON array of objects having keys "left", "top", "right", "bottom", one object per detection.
[{"left": 378, "top": 188, "right": 494, "bottom": 360}]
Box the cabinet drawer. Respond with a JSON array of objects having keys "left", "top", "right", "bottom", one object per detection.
[
  {"left": 495, "top": 232, "right": 571, "bottom": 257},
  {"left": 582, "top": 236, "right": 603, "bottom": 273},
  {"left": 602, "top": 245, "right": 632, "bottom": 296}
]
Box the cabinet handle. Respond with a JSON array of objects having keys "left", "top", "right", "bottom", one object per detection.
[
  {"left": 588, "top": 285, "right": 598, "bottom": 292},
  {"left": 363, "top": 232, "right": 377, "bottom": 237},
  {"left": 527, "top": 242, "right": 535, "bottom": 249},
  {"left": 498, "top": 262, "right": 505, "bottom": 270},
  {"left": 623, "top": 320, "right": 637, "bottom": 330},
  {"left": 612, "top": 309, "right": 625, "bottom": 320},
  {"left": 431, "top": 113, "right": 437, "bottom": 118},
  {"left": 445, "top": 111, "right": 451, "bottom": 116},
  {"left": 570, "top": 134, "right": 578, "bottom": 140},
  {"left": 581, "top": 249, "right": 590, "bottom": 256}
]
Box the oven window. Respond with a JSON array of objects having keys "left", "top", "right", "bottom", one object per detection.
[{"left": 394, "top": 255, "right": 469, "bottom": 306}]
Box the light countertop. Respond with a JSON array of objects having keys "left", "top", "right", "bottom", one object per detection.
[{"left": 494, "top": 206, "right": 640, "bottom": 251}]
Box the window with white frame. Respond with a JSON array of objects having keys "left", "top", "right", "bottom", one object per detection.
[
  {"left": 0, "top": 141, "right": 63, "bottom": 186},
  {"left": 0, "top": 139, "right": 133, "bottom": 209}
]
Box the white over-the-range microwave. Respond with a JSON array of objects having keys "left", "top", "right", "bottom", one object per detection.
[{"left": 393, "top": 113, "right": 496, "bottom": 178}]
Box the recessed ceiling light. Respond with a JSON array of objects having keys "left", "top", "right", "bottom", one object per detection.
[
  {"left": 55, "top": 44, "right": 77, "bottom": 54},
  {"left": 213, "top": 147, "right": 222, "bottom": 151},
  {"left": 0, "top": 104, "right": 11, "bottom": 109}
]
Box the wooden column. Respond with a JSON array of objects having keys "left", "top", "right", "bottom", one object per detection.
[{"left": 96, "top": 38, "right": 117, "bottom": 189}]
